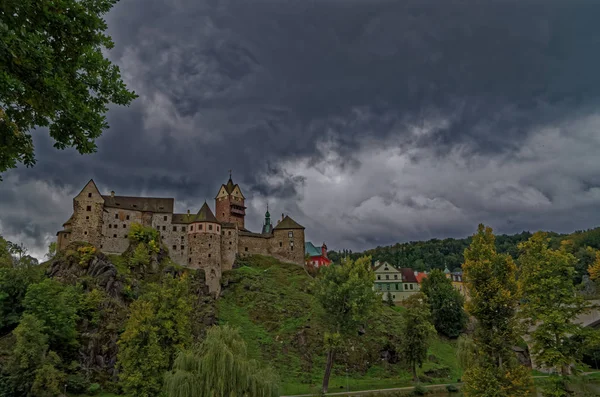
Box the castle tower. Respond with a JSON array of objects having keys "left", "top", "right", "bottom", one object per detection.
[
  {"left": 68, "top": 179, "right": 105, "bottom": 248},
  {"left": 188, "top": 202, "right": 222, "bottom": 295},
  {"left": 215, "top": 172, "right": 246, "bottom": 229}
]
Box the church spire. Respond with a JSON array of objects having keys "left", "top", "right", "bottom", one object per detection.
[{"left": 261, "top": 203, "right": 273, "bottom": 234}]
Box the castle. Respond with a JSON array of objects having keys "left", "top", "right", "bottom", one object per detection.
[{"left": 56, "top": 176, "right": 306, "bottom": 293}]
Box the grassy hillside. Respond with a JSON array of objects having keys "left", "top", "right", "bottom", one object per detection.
[{"left": 218, "top": 255, "right": 462, "bottom": 395}]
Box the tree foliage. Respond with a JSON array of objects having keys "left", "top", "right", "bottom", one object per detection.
[
  {"left": 23, "top": 278, "right": 82, "bottom": 352},
  {"left": 312, "top": 256, "right": 380, "bottom": 393},
  {"left": 117, "top": 275, "right": 193, "bottom": 397},
  {"left": 461, "top": 224, "right": 532, "bottom": 397},
  {"left": 164, "top": 325, "right": 279, "bottom": 397},
  {"left": 420, "top": 269, "right": 467, "bottom": 338},
  {"left": 0, "top": 263, "right": 45, "bottom": 332},
  {"left": 400, "top": 293, "right": 436, "bottom": 381},
  {"left": 518, "top": 232, "right": 591, "bottom": 377},
  {"left": 0, "top": 0, "right": 137, "bottom": 178}
]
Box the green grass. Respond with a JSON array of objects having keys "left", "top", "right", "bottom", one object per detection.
[{"left": 217, "top": 255, "right": 463, "bottom": 396}]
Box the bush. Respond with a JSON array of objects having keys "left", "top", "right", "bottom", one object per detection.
[
  {"left": 88, "top": 383, "right": 101, "bottom": 395},
  {"left": 446, "top": 384, "right": 459, "bottom": 393},
  {"left": 66, "top": 373, "right": 90, "bottom": 393},
  {"left": 413, "top": 384, "right": 428, "bottom": 395}
]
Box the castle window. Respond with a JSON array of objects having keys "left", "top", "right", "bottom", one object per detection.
[
  {"left": 114, "top": 224, "right": 117, "bottom": 228},
  {"left": 115, "top": 214, "right": 118, "bottom": 219},
  {"left": 113, "top": 234, "right": 117, "bottom": 238},
  {"left": 126, "top": 215, "right": 130, "bottom": 220},
  {"left": 245, "top": 247, "right": 248, "bottom": 252},
  {"left": 173, "top": 226, "right": 177, "bottom": 231},
  {"left": 181, "top": 245, "right": 184, "bottom": 250},
  {"left": 173, "top": 245, "right": 176, "bottom": 250},
  {"left": 217, "top": 226, "right": 220, "bottom": 232},
  {"left": 229, "top": 241, "right": 232, "bottom": 245},
  {"left": 100, "top": 245, "right": 103, "bottom": 249},
  {"left": 156, "top": 226, "right": 160, "bottom": 230},
  {"left": 123, "top": 224, "right": 126, "bottom": 228},
  {"left": 279, "top": 242, "right": 282, "bottom": 247},
  {"left": 199, "top": 225, "right": 203, "bottom": 230},
  {"left": 288, "top": 231, "right": 293, "bottom": 238},
  {"left": 133, "top": 204, "right": 137, "bottom": 208},
  {"left": 191, "top": 226, "right": 194, "bottom": 231},
  {"left": 290, "top": 241, "right": 294, "bottom": 247},
  {"left": 86, "top": 205, "right": 92, "bottom": 211},
  {"left": 84, "top": 231, "right": 88, "bottom": 235},
  {"left": 162, "top": 226, "right": 166, "bottom": 231},
  {"left": 223, "top": 212, "right": 225, "bottom": 217},
  {"left": 209, "top": 225, "right": 213, "bottom": 231},
  {"left": 86, "top": 216, "right": 89, "bottom": 220},
  {"left": 209, "top": 244, "right": 211, "bottom": 247},
  {"left": 164, "top": 216, "right": 167, "bottom": 221},
  {"left": 194, "top": 235, "right": 196, "bottom": 239},
  {"left": 228, "top": 231, "right": 231, "bottom": 236},
  {"left": 182, "top": 226, "right": 186, "bottom": 232},
  {"left": 291, "top": 246, "right": 293, "bottom": 251},
  {"left": 159, "top": 206, "right": 164, "bottom": 210},
  {"left": 109, "top": 224, "right": 112, "bottom": 228},
  {"left": 208, "top": 254, "right": 211, "bottom": 258},
  {"left": 88, "top": 193, "right": 92, "bottom": 198},
  {"left": 188, "top": 258, "right": 191, "bottom": 263}
]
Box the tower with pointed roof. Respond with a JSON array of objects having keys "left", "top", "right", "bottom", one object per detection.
[
  {"left": 261, "top": 205, "right": 273, "bottom": 234},
  {"left": 215, "top": 171, "right": 246, "bottom": 229}
]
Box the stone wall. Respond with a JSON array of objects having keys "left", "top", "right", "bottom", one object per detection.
[
  {"left": 220, "top": 226, "right": 238, "bottom": 271},
  {"left": 101, "top": 208, "right": 142, "bottom": 254},
  {"left": 271, "top": 228, "right": 305, "bottom": 266},
  {"left": 238, "top": 234, "right": 272, "bottom": 258},
  {"left": 188, "top": 226, "right": 221, "bottom": 295},
  {"left": 70, "top": 184, "right": 105, "bottom": 248}
]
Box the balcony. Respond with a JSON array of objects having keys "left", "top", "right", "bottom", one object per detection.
[{"left": 230, "top": 205, "right": 246, "bottom": 216}]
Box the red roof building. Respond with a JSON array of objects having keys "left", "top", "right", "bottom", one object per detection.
[{"left": 305, "top": 241, "right": 332, "bottom": 268}]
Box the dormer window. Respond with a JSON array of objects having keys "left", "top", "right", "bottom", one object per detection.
[{"left": 88, "top": 193, "right": 92, "bottom": 198}]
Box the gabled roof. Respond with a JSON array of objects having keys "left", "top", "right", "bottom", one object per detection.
[
  {"left": 215, "top": 177, "right": 245, "bottom": 199},
  {"left": 274, "top": 215, "right": 304, "bottom": 230},
  {"left": 102, "top": 195, "right": 174, "bottom": 213},
  {"left": 400, "top": 268, "right": 418, "bottom": 283},
  {"left": 194, "top": 202, "right": 218, "bottom": 223},
  {"left": 373, "top": 261, "right": 402, "bottom": 273},
  {"left": 75, "top": 179, "right": 103, "bottom": 200},
  {"left": 63, "top": 214, "right": 74, "bottom": 226},
  {"left": 305, "top": 242, "right": 322, "bottom": 257}
]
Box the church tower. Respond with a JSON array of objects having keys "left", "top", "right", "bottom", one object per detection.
[
  {"left": 215, "top": 172, "right": 246, "bottom": 229},
  {"left": 261, "top": 205, "right": 273, "bottom": 234}
]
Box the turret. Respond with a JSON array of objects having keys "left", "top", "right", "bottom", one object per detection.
[
  {"left": 215, "top": 171, "right": 246, "bottom": 229},
  {"left": 261, "top": 204, "right": 273, "bottom": 234}
]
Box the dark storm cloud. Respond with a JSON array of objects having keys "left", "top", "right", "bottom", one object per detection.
[{"left": 2, "top": 0, "right": 600, "bottom": 257}]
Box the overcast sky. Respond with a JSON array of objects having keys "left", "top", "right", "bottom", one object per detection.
[{"left": 2, "top": 0, "right": 600, "bottom": 260}]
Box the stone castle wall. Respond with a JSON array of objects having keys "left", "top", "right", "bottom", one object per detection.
[
  {"left": 70, "top": 184, "right": 105, "bottom": 248},
  {"left": 220, "top": 226, "right": 238, "bottom": 271}
]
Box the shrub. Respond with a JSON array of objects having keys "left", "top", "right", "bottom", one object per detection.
[
  {"left": 77, "top": 245, "right": 96, "bottom": 267},
  {"left": 446, "top": 384, "right": 459, "bottom": 393},
  {"left": 128, "top": 223, "right": 160, "bottom": 245},
  {"left": 413, "top": 384, "right": 428, "bottom": 395},
  {"left": 88, "top": 383, "right": 101, "bottom": 395},
  {"left": 66, "top": 373, "right": 90, "bottom": 393}
]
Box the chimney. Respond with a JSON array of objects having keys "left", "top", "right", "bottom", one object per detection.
[
  {"left": 110, "top": 191, "right": 115, "bottom": 197},
  {"left": 281, "top": 213, "right": 284, "bottom": 221},
  {"left": 187, "top": 209, "right": 190, "bottom": 215},
  {"left": 277, "top": 219, "right": 280, "bottom": 225}
]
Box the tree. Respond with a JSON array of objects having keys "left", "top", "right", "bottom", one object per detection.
[
  {"left": 385, "top": 291, "right": 395, "bottom": 307},
  {"left": 23, "top": 278, "right": 81, "bottom": 352},
  {"left": 45, "top": 242, "right": 57, "bottom": 261},
  {"left": 0, "top": 236, "right": 14, "bottom": 267},
  {"left": 312, "top": 256, "right": 380, "bottom": 393},
  {"left": 588, "top": 250, "right": 600, "bottom": 282},
  {"left": 401, "top": 293, "right": 436, "bottom": 381},
  {"left": 164, "top": 325, "right": 279, "bottom": 397},
  {"left": 6, "top": 314, "right": 49, "bottom": 396},
  {"left": 518, "top": 233, "right": 592, "bottom": 379},
  {"left": 461, "top": 224, "right": 532, "bottom": 397},
  {"left": 117, "top": 275, "right": 193, "bottom": 397},
  {"left": 420, "top": 269, "right": 467, "bottom": 338},
  {"left": 0, "top": 264, "right": 45, "bottom": 332},
  {"left": 0, "top": 0, "right": 137, "bottom": 178}
]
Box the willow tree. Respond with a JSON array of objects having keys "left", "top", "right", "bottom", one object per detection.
[
  {"left": 518, "top": 233, "right": 592, "bottom": 394},
  {"left": 163, "top": 325, "right": 279, "bottom": 397},
  {"left": 461, "top": 224, "right": 532, "bottom": 397},
  {"left": 0, "top": 0, "right": 137, "bottom": 178},
  {"left": 312, "top": 256, "right": 380, "bottom": 393}
]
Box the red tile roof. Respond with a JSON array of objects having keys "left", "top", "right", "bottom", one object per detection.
[
  {"left": 400, "top": 268, "right": 418, "bottom": 283},
  {"left": 415, "top": 272, "right": 428, "bottom": 284}
]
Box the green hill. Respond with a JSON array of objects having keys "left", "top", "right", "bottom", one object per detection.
[
  {"left": 331, "top": 226, "right": 600, "bottom": 284},
  {"left": 218, "top": 255, "right": 461, "bottom": 395}
]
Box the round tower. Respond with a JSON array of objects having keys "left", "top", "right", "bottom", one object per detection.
[{"left": 187, "top": 202, "right": 222, "bottom": 294}]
